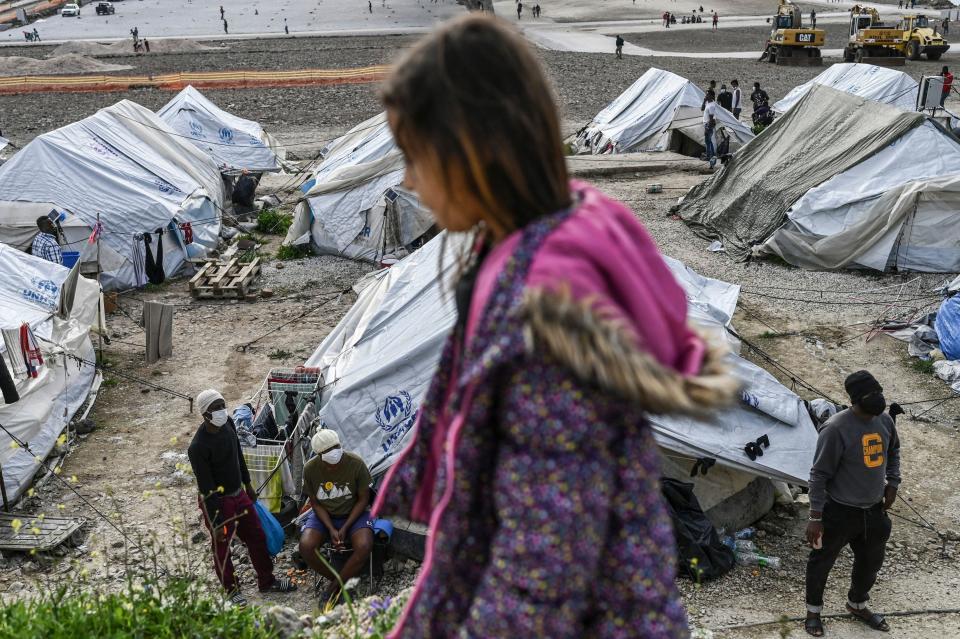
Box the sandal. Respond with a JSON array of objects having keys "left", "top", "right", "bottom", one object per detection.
[
  {"left": 260, "top": 576, "right": 298, "bottom": 593},
  {"left": 228, "top": 591, "right": 248, "bottom": 608},
  {"left": 805, "top": 613, "right": 824, "bottom": 637},
  {"left": 321, "top": 586, "right": 343, "bottom": 613},
  {"left": 846, "top": 605, "right": 889, "bottom": 632}
]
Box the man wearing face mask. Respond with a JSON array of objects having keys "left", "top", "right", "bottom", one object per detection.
[
  {"left": 188, "top": 389, "right": 296, "bottom": 606},
  {"left": 803, "top": 371, "right": 900, "bottom": 637},
  {"left": 298, "top": 429, "right": 373, "bottom": 609}
]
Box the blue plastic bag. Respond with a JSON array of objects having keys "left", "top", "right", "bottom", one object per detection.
[
  {"left": 254, "top": 500, "right": 284, "bottom": 556},
  {"left": 935, "top": 295, "right": 960, "bottom": 360}
]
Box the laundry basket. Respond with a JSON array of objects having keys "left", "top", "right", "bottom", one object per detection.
[{"left": 242, "top": 441, "right": 295, "bottom": 513}]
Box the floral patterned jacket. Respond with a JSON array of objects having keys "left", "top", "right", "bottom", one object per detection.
[{"left": 373, "top": 186, "right": 735, "bottom": 639}]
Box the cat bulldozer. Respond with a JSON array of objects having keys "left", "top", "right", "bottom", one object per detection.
[{"left": 761, "top": 0, "right": 825, "bottom": 66}]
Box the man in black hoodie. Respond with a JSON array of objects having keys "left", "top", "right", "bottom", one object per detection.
[{"left": 188, "top": 389, "right": 297, "bottom": 606}]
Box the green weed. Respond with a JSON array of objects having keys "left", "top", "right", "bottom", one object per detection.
[
  {"left": 268, "top": 348, "right": 293, "bottom": 361},
  {"left": 256, "top": 210, "right": 292, "bottom": 235},
  {"left": 910, "top": 358, "right": 935, "bottom": 375},
  {"left": 275, "top": 244, "right": 311, "bottom": 261}
]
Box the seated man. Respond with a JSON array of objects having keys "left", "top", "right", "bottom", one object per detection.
[{"left": 299, "top": 429, "right": 374, "bottom": 609}]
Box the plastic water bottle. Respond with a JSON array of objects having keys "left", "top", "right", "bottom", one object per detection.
[
  {"left": 735, "top": 539, "right": 757, "bottom": 552},
  {"left": 721, "top": 537, "right": 757, "bottom": 553},
  {"left": 736, "top": 551, "right": 780, "bottom": 569},
  {"left": 735, "top": 527, "right": 756, "bottom": 540}
]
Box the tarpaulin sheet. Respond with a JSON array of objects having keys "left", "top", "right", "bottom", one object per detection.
[
  {"left": 0, "top": 100, "right": 225, "bottom": 289},
  {"left": 677, "top": 85, "right": 925, "bottom": 261},
  {"left": 574, "top": 68, "right": 753, "bottom": 154},
  {"left": 285, "top": 113, "right": 432, "bottom": 263},
  {"left": 156, "top": 85, "right": 283, "bottom": 174},
  {"left": 0, "top": 244, "right": 99, "bottom": 504},
  {"left": 773, "top": 63, "right": 918, "bottom": 114},
  {"left": 307, "top": 234, "right": 817, "bottom": 483}
]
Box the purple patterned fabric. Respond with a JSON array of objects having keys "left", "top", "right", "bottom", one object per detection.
[{"left": 374, "top": 206, "right": 690, "bottom": 638}]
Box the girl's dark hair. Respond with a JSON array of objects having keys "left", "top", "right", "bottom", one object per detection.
[{"left": 381, "top": 15, "right": 571, "bottom": 235}]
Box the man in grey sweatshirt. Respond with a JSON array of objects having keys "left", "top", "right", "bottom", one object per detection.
[{"left": 804, "top": 370, "right": 900, "bottom": 636}]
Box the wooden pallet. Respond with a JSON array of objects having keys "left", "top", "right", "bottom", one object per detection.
[
  {"left": 189, "top": 257, "right": 261, "bottom": 299},
  {"left": 0, "top": 513, "right": 86, "bottom": 552}
]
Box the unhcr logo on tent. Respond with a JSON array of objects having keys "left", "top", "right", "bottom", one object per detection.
[
  {"left": 22, "top": 278, "right": 59, "bottom": 310},
  {"left": 376, "top": 391, "right": 418, "bottom": 453},
  {"left": 189, "top": 121, "right": 203, "bottom": 138},
  {"left": 218, "top": 127, "right": 234, "bottom": 144}
]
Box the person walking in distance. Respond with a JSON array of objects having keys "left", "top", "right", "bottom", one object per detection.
[
  {"left": 712, "top": 11, "right": 718, "bottom": 30},
  {"left": 941, "top": 66, "right": 953, "bottom": 106},
  {"left": 803, "top": 371, "right": 900, "bottom": 637},
  {"left": 187, "top": 389, "right": 297, "bottom": 606},
  {"left": 731, "top": 79, "right": 742, "bottom": 119},
  {"left": 615, "top": 34, "right": 625, "bottom": 59},
  {"left": 223, "top": 19, "right": 228, "bottom": 34},
  {"left": 374, "top": 14, "right": 736, "bottom": 639},
  {"left": 219, "top": 5, "right": 224, "bottom": 19},
  {"left": 517, "top": 1, "right": 522, "bottom": 19},
  {"left": 369, "top": 0, "right": 373, "bottom": 12}
]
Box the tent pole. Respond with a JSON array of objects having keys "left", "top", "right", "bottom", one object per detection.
[
  {"left": 96, "top": 212, "right": 103, "bottom": 366},
  {"left": 0, "top": 464, "right": 8, "bottom": 512}
]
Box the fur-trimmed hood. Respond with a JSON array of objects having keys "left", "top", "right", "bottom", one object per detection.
[{"left": 521, "top": 287, "right": 739, "bottom": 415}]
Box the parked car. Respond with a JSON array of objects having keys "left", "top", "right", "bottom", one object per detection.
[
  {"left": 61, "top": 3, "right": 81, "bottom": 16},
  {"left": 95, "top": 2, "right": 114, "bottom": 14}
]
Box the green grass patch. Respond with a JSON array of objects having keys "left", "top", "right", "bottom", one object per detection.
[
  {"left": 275, "top": 244, "right": 311, "bottom": 261},
  {"left": 0, "top": 578, "right": 276, "bottom": 639},
  {"left": 255, "top": 209, "right": 292, "bottom": 235},
  {"left": 910, "top": 358, "right": 935, "bottom": 375},
  {"left": 268, "top": 348, "right": 293, "bottom": 360}
]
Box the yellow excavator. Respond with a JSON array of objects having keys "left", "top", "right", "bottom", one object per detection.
[
  {"left": 761, "top": 0, "right": 825, "bottom": 66},
  {"left": 844, "top": 6, "right": 949, "bottom": 64}
]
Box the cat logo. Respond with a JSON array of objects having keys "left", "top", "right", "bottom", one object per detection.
[{"left": 862, "top": 433, "right": 884, "bottom": 468}]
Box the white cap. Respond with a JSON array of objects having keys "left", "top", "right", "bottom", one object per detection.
[
  {"left": 311, "top": 429, "right": 340, "bottom": 454},
  {"left": 196, "top": 389, "right": 224, "bottom": 415}
]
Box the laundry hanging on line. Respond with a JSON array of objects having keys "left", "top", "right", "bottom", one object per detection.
[
  {"left": 19, "top": 323, "right": 43, "bottom": 379},
  {"left": 143, "top": 229, "right": 166, "bottom": 286},
  {"left": 132, "top": 235, "right": 148, "bottom": 288},
  {"left": 88, "top": 220, "right": 104, "bottom": 245},
  {"left": 178, "top": 222, "right": 194, "bottom": 245},
  {"left": 1, "top": 328, "right": 27, "bottom": 378}
]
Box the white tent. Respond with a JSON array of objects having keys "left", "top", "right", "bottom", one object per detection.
[
  {"left": 284, "top": 113, "right": 434, "bottom": 264},
  {"left": 679, "top": 85, "right": 960, "bottom": 272},
  {"left": 307, "top": 232, "right": 818, "bottom": 485},
  {"left": 759, "top": 119, "right": 960, "bottom": 271},
  {"left": 156, "top": 85, "right": 285, "bottom": 175},
  {"left": 773, "top": 63, "right": 919, "bottom": 114},
  {"left": 0, "top": 244, "right": 100, "bottom": 504},
  {"left": 573, "top": 68, "right": 755, "bottom": 156},
  {"left": 0, "top": 100, "right": 226, "bottom": 291}
]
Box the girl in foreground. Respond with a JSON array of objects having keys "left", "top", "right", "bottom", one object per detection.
[{"left": 371, "top": 15, "right": 737, "bottom": 639}]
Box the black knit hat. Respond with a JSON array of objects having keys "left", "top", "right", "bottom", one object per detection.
[{"left": 844, "top": 370, "right": 883, "bottom": 404}]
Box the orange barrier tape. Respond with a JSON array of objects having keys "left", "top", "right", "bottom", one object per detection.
[{"left": 0, "top": 65, "right": 391, "bottom": 94}]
